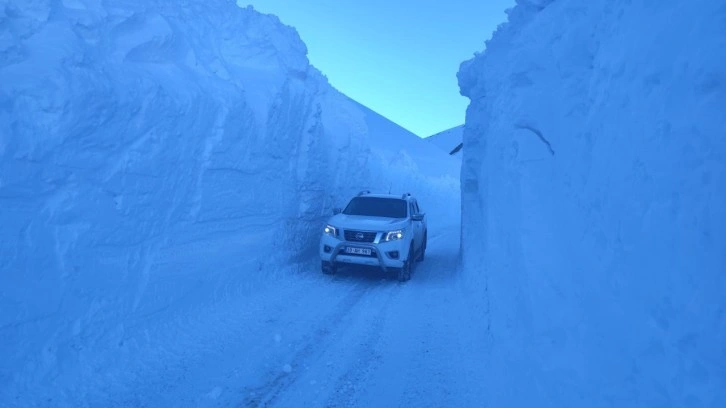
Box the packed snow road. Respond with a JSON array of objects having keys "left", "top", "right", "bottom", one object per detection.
[{"left": 89, "top": 222, "right": 489, "bottom": 407}]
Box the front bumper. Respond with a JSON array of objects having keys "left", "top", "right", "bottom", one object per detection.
[{"left": 319, "top": 234, "right": 405, "bottom": 271}]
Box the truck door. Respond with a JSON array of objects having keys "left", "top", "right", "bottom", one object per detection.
[{"left": 410, "top": 201, "right": 422, "bottom": 249}]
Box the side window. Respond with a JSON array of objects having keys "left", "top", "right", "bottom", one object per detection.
[
  {"left": 409, "top": 202, "right": 415, "bottom": 217},
  {"left": 414, "top": 200, "right": 420, "bottom": 214}
]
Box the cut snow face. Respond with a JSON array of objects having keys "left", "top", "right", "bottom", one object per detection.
[
  {"left": 0, "top": 0, "right": 459, "bottom": 404},
  {"left": 458, "top": 0, "right": 726, "bottom": 407}
]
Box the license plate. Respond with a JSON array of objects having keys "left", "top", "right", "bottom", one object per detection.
[{"left": 345, "top": 247, "right": 372, "bottom": 255}]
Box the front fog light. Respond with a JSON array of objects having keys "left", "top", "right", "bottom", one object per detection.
[
  {"left": 384, "top": 229, "right": 404, "bottom": 242},
  {"left": 324, "top": 224, "right": 338, "bottom": 237}
]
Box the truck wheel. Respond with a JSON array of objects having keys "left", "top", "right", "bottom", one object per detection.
[
  {"left": 417, "top": 233, "right": 427, "bottom": 262},
  {"left": 321, "top": 261, "right": 336, "bottom": 275},
  {"left": 396, "top": 246, "right": 414, "bottom": 282}
]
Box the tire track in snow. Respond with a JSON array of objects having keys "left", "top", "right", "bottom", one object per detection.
[
  {"left": 264, "top": 225, "right": 464, "bottom": 407},
  {"left": 308, "top": 224, "right": 481, "bottom": 407},
  {"left": 242, "top": 278, "right": 398, "bottom": 407},
  {"left": 320, "top": 285, "right": 399, "bottom": 408},
  {"left": 86, "top": 272, "right": 359, "bottom": 407},
  {"left": 324, "top": 229, "right": 459, "bottom": 405}
]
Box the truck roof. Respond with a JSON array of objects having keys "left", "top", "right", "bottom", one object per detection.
[{"left": 355, "top": 191, "right": 413, "bottom": 200}]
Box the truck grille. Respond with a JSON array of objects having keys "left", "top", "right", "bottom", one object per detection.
[{"left": 344, "top": 230, "right": 376, "bottom": 243}]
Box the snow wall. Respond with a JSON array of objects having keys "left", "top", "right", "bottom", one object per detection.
[
  {"left": 0, "top": 0, "right": 458, "bottom": 402},
  {"left": 459, "top": 0, "right": 725, "bottom": 406}
]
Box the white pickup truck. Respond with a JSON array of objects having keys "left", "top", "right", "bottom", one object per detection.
[{"left": 319, "top": 191, "right": 427, "bottom": 282}]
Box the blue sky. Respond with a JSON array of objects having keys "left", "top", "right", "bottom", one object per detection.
[{"left": 241, "top": 0, "right": 514, "bottom": 137}]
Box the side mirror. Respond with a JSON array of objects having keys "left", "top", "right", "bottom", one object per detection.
[
  {"left": 333, "top": 207, "right": 341, "bottom": 215},
  {"left": 411, "top": 213, "right": 425, "bottom": 222}
]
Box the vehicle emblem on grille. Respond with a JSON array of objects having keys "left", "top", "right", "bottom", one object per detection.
[{"left": 356, "top": 232, "right": 364, "bottom": 240}]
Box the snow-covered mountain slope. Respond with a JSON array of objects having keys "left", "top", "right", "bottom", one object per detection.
[
  {"left": 458, "top": 0, "right": 726, "bottom": 406},
  {"left": 347, "top": 98, "right": 460, "bottom": 211},
  {"left": 425, "top": 125, "right": 464, "bottom": 156},
  {"left": 0, "top": 1, "right": 457, "bottom": 404}
]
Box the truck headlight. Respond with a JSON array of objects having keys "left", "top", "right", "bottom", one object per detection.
[
  {"left": 324, "top": 224, "right": 338, "bottom": 237},
  {"left": 384, "top": 229, "right": 404, "bottom": 242}
]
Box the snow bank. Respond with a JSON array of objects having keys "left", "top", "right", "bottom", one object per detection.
[
  {"left": 459, "top": 0, "right": 726, "bottom": 406},
  {"left": 0, "top": 0, "right": 457, "bottom": 403}
]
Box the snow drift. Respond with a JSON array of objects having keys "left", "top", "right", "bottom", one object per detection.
[
  {"left": 459, "top": 0, "right": 725, "bottom": 406},
  {"left": 0, "top": 0, "right": 458, "bottom": 404}
]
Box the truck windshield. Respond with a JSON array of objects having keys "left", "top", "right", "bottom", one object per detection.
[{"left": 342, "top": 197, "right": 407, "bottom": 218}]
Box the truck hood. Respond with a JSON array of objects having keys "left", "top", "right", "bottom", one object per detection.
[{"left": 328, "top": 214, "right": 407, "bottom": 232}]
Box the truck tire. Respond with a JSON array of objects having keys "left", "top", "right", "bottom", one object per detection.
[
  {"left": 321, "top": 261, "right": 336, "bottom": 275},
  {"left": 417, "top": 232, "right": 427, "bottom": 262},
  {"left": 396, "top": 245, "right": 414, "bottom": 282}
]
